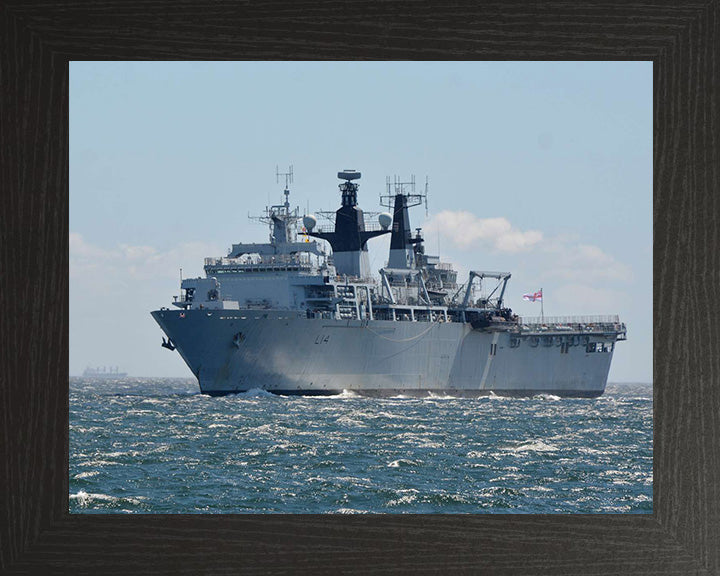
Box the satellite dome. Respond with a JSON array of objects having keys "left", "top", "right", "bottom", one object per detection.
[
  {"left": 302, "top": 214, "right": 317, "bottom": 231},
  {"left": 378, "top": 212, "right": 392, "bottom": 230}
]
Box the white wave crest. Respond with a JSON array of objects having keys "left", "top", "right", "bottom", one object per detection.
[
  {"left": 70, "top": 490, "right": 146, "bottom": 507},
  {"left": 330, "top": 508, "right": 370, "bottom": 514},
  {"left": 309, "top": 389, "right": 361, "bottom": 399},
  {"left": 506, "top": 440, "right": 558, "bottom": 453},
  {"left": 388, "top": 458, "right": 418, "bottom": 468},
  {"left": 387, "top": 494, "right": 417, "bottom": 506},
  {"left": 231, "top": 388, "right": 277, "bottom": 398},
  {"left": 336, "top": 415, "right": 365, "bottom": 427},
  {"left": 466, "top": 450, "right": 486, "bottom": 459},
  {"left": 534, "top": 394, "right": 562, "bottom": 401},
  {"left": 78, "top": 459, "right": 119, "bottom": 467},
  {"left": 426, "top": 392, "right": 460, "bottom": 400},
  {"left": 73, "top": 471, "right": 99, "bottom": 480}
]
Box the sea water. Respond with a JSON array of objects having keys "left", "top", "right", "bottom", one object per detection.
[{"left": 69, "top": 378, "right": 652, "bottom": 514}]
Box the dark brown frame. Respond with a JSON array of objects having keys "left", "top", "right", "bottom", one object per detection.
[{"left": 1, "top": 1, "right": 718, "bottom": 574}]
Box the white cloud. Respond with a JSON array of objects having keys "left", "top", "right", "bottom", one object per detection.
[
  {"left": 541, "top": 241, "right": 632, "bottom": 283},
  {"left": 120, "top": 244, "right": 158, "bottom": 261},
  {"left": 70, "top": 232, "right": 112, "bottom": 259},
  {"left": 425, "top": 211, "right": 543, "bottom": 253},
  {"left": 424, "top": 210, "right": 630, "bottom": 283},
  {"left": 70, "top": 233, "right": 220, "bottom": 283}
]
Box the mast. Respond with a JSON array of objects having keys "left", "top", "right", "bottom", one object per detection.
[
  {"left": 229, "top": 166, "right": 323, "bottom": 259},
  {"left": 380, "top": 175, "right": 427, "bottom": 270},
  {"left": 306, "top": 170, "right": 390, "bottom": 278}
]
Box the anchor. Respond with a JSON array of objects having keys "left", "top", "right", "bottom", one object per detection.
[
  {"left": 232, "top": 331, "right": 245, "bottom": 348},
  {"left": 161, "top": 337, "right": 176, "bottom": 351}
]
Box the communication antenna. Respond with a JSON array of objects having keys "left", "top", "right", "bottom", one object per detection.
[
  {"left": 424, "top": 176, "right": 429, "bottom": 215},
  {"left": 276, "top": 165, "right": 294, "bottom": 211},
  {"left": 380, "top": 174, "right": 427, "bottom": 210},
  {"left": 276, "top": 165, "right": 294, "bottom": 190}
]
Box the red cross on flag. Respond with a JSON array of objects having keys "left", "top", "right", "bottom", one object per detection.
[{"left": 522, "top": 289, "right": 543, "bottom": 302}]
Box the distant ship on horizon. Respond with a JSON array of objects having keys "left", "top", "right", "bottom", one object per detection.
[{"left": 82, "top": 366, "right": 128, "bottom": 379}]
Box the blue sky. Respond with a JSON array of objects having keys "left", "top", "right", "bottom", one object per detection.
[{"left": 70, "top": 61, "right": 652, "bottom": 382}]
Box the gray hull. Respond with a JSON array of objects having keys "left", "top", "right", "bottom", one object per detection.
[{"left": 152, "top": 309, "right": 616, "bottom": 397}]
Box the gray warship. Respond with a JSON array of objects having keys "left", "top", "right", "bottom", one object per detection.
[{"left": 152, "top": 169, "right": 626, "bottom": 397}]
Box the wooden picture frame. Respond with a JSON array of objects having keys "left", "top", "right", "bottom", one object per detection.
[{"left": 1, "top": 1, "right": 717, "bottom": 573}]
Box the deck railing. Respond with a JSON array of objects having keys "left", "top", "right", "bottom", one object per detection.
[
  {"left": 204, "top": 256, "right": 314, "bottom": 270},
  {"left": 519, "top": 315, "right": 620, "bottom": 325},
  {"left": 517, "top": 315, "right": 625, "bottom": 335}
]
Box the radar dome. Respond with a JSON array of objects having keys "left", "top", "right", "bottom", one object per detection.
[
  {"left": 302, "top": 214, "right": 317, "bottom": 231},
  {"left": 378, "top": 212, "right": 392, "bottom": 230}
]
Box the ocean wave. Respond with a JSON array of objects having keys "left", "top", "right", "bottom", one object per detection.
[
  {"left": 336, "top": 415, "right": 366, "bottom": 427},
  {"left": 78, "top": 459, "right": 120, "bottom": 467},
  {"left": 335, "top": 390, "right": 362, "bottom": 399},
  {"left": 69, "top": 376, "right": 652, "bottom": 513},
  {"left": 139, "top": 397, "right": 167, "bottom": 405},
  {"left": 332, "top": 476, "right": 374, "bottom": 487},
  {"left": 70, "top": 490, "right": 146, "bottom": 508},
  {"left": 466, "top": 450, "right": 487, "bottom": 459},
  {"left": 229, "top": 388, "right": 277, "bottom": 398},
  {"left": 102, "top": 450, "right": 143, "bottom": 458},
  {"left": 73, "top": 471, "right": 99, "bottom": 480},
  {"left": 329, "top": 508, "right": 369, "bottom": 514},
  {"left": 505, "top": 440, "right": 558, "bottom": 454},
  {"left": 534, "top": 394, "right": 561, "bottom": 401},
  {"left": 426, "top": 392, "right": 461, "bottom": 400},
  {"left": 126, "top": 409, "right": 162, "bottom": 416},
  {"left": 386, "top": 494, "right": 417, "bottom": 506},
  {"left": 298, "top": 389, "right": 362, "bottom": 400},
  {"left": 387, "top": 458, "right": 419, "bottom": 468}
]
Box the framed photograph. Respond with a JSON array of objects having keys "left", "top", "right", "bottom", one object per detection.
[
  {"left": 2, "top": 1, "right": 718, "bottom": 574},
  {"left": 68, "top": 60, "right": 651, "bottom": 518}
]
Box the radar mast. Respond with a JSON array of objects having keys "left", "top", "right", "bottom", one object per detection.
[{"left": 380, "top": 175, "right": 428, "bottom": 270}]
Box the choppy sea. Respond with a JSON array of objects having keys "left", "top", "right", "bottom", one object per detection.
[{"left": 69, "top": 378, "right": 652, "bottom": 514}]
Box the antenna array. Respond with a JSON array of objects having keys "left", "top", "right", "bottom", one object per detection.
[
  {"left": 380, "top": 174, "right": 429, "bottom": 213},
  {"left": 276, "top": 165, "right": 294, "bottom": 190}
]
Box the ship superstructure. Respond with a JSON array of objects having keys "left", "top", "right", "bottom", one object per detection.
[{"left": 152, "top": 169, "right": 626, "bottom": 397}]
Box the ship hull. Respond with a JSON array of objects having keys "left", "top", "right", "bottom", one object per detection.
[{"left": 151, "top": 309, "right": 617, "bottom": 398}]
